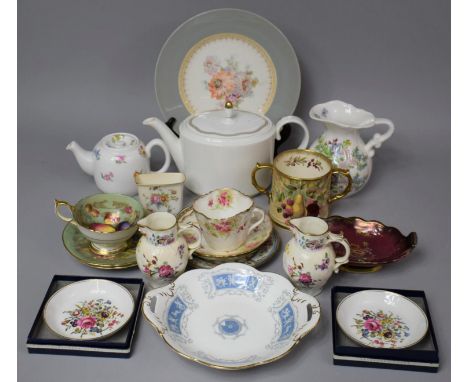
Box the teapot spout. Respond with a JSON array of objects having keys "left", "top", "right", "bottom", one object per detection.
[
  {"left": 66, "top": 141, "right": 95, "bottom": 176},
  {"left": 143, "top": 117, "right": 184, "bottom": 172}
]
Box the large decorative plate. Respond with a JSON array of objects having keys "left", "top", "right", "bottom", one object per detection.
[
  {"left": 177, "top": 206, "right": 272, "bottom": 259},
  {"left": 155, "top": 8, "right": 300, "bottom": 131},
  {"left": 62, "top": 223, "right": 138, "bottom": 269},
  {"left": 43, "top": 279, "right": 134, "bottom": 340},
  {"left": 336, "top": 290, "right": 428, "bottom": 349},
  {"left": 143, "top": 263, "right": 320, "bottom": 369},
  {"left": 189, "top": 230, "right": 280, "bottom": 269}
]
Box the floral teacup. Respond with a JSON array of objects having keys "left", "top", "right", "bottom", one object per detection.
[
  {"left": 134, "top": 172, "right": 185, "bottom": 215},
  {"left": 192, "top": 188, "right": 265, "bottom": 251}
]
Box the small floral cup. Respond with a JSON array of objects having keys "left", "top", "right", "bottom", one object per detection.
[
  {"left": 192, "top": 188, "right": 265, "bottom": 251},
  {"left": 134, "top": 172, "right": 185, "bottom": 215}
]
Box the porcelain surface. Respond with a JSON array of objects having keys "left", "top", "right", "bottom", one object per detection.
[
  {"left": 155, "top": 9, "right": 301, "bottom": 133},
  {"left": 136, "top": 212, "right": 201, "bottom": 288},
  {"left": 43, "top": 279, "right": 134, "bottom": 340},
  {"left": 62, "top": 223, "right": 138, "bottom": 269},
  {"left": 143, "top": 103, "right": 309, "bottom": 196},
  {"left": 310, "top": 100, "right": 395, "bottom": 195},
  {"left": 178, "top": 205, "right": 272, "bottom": 258},
  {"left": 326, "top": 216, "right": 417, "bottom": 269},
  {"left": 67, "top": 133, "right": 170, "bottom": 195},
  {"left": 252, "top": 149, "right": 352, "bottom": 228},
  {"left": 189, "top": 230, "right": 279, "bottom": 269},
  {"left": 336, "top": 290, "right": 428, "bottom": 349},
  {"left": 142, "top": 263, "right": 320, "bottom": 369},
  {"left": 192, "top": 188, "right": 266, "bottom": 252},
  {"left": 55, "top": 194, "right": 145, "bottom": 255},
  {"left": 283, "top": 217, "right": 350, "bottom": 295},
  {"left": 135, "top": 172, "right": 185, "bottom": 215}
]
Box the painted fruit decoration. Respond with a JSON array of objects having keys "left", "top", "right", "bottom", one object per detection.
[{"left": 277, "top": 193, "right": 321, "bottom": 220}]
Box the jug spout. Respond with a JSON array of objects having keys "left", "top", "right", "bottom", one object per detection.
[
  {"left": 66, "top": 141, "right": 95, "bottom": 176},
  {"left": 138, "top": 212, "right": 177, "bottom": 238},
  {"left": 143, "top": 117, "right": 184, "bottom": 172},
  {"left": 289, "top": 216, "right": 329, "bottom": 239}
]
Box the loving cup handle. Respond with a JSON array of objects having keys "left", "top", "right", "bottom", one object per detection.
[
  {"left": 145, "top": 139, "right": 171, "bottom": 172},
  {"left": 247, "top": 207, "right": 265, "bottom": 235},
  {"left": 178, "top": 225, "right": 202, "bottom": 258},
  {"left": 54, "top": 199, "right": 76, "bottom": 224},
  {"left": 326, "top": 232, "right": 351, "bottom": 273},
  {"left": 328, "top": 168, "right": 353, "bottom": 203},
  {"left": 251, "top": 163, "right": 274, "bottom": 198}
]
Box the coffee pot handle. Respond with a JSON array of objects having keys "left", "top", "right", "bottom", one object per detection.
[
  {"left": 364, "top": 118, "right": 395, "bottom": 158},
  {"left": 275, "top": 116, "right": 310, "bottom": 149},
  {"left": 326, "top": 232, "right": 351, "bottom": 273},
  {"left": 145, "top": 139, "right": 171, "bottom": 172}
]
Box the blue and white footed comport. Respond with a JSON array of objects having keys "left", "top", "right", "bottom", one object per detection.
[{"left": 143, "top": 263, "right": 321, "bottom": 369}]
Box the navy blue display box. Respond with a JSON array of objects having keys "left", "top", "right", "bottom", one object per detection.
[
  {"left": 26, "top": 275, "right": 144, "bottom": 358},
  {"left": 331, "top": 286, "right": 439, "bottom": 373}
]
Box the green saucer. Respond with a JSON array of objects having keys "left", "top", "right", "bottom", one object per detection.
[{"left": 62, "top": 223, "right": 138, "bottom": 269}]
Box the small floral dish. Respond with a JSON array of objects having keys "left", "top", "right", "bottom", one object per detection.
[
  {"left": 189, "top": 230, "right": 280, "bottom": 269},
  {"left": 134, "top": 172, "right": 185, "bottom": 215},
  {"left": 61, "top": 223, "right": 138, "bottom": 269},
  {"left": 192, "top": 188, "right": 265, "bottom": 252},
  {"left": 143, "top": 263, "right": 320, "bottom": 369},
  {"left": 55, "top": 194, "right": 145, "bottom": 255},
  {"left": 43, "top": 279, "right": 134, "bottom": 341},
  {"left": 336, "top": 290, "right": 428, "bottom": 349},
  {"left": 177, "top": 206, "right": 272, "bottom": 259},
  {"left": 326, "top": 216, "right": 417, "bottom": 272}
]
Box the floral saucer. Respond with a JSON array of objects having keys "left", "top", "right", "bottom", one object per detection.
[
  {"left": 43, "top": 279, "right": 134, "bottom": 341},
  {"left": 189, "top": 230, "right": 280, "bottom": 269},
  {"left": 336, "top": 290, "right": 428, "bottom": 349},
  {"left": 143, "top": 263, "right": 320, "bottom": 369},
  {"left": 177, "top": 207, "right": 272, "bottom": 259},
  {"left": 62, "top": 223, "right": 138, "bottom": 269}
]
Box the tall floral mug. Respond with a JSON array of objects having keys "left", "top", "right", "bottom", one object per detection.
[{"left": 251, "top": 149, "right": 352, "bottom": 228}]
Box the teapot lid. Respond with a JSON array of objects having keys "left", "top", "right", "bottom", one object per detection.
[
  {"left": 187, "top": 102, "right": 269, "bottom": 137},
  {"left": 101, "top": 133, "right": 140, "bottom": 150}
]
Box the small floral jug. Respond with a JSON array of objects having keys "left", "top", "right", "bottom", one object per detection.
[
  {"left": 136, "top": 212, "right": 201, "bottom": 287},
  {"left": 283, "top": 216, "right": 350, "bottom": 296}
]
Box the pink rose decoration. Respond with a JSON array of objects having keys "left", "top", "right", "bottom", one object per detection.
[
  {"left": 77, "top": 316, "right": 97, "bottom": 329},
  {"left": 299, "top": 273, "right": 312, "bottom": 284},
  {"left": 218, "top": 191, "right": 230, "bottom": 206},
  {"left": 214, "top": 220, "right": 231, "bottom": 233},
  {"left": 150, "top": 194, "right": 161, "bottom": 204},
  {"left": 158, "top": 265, "right": 174, "bottom": 278},
  {"left": 364, "top": 318, "right": 382, "bottom": 332}
]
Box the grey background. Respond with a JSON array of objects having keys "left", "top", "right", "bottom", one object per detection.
[{"left": 18, "top": 0, "right": 450, "bottom": 381}]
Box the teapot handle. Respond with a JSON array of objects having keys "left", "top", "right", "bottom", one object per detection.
[
  {"left": 145, "top": 139, "right": 171, "bottom": 172},
  {"left": 275, "top": 116, "right": 310, "bottom": 149},
  {"left": 364, "top": 118, "right": 395, "bottom": 158},
  {"left": 326, "top": 232, "right": 351, "bottom": 273}
]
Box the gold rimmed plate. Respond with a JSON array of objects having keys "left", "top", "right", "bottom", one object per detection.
[{"left": 62, "top": 223, "right": 138, "bottom": 269}]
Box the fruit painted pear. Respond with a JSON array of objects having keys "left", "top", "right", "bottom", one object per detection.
[{"left": 292, "top": 194, "right": 305, "bottom": 218}]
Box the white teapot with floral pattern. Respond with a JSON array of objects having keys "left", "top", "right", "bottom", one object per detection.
[
  {"left": 283, "top": 216, "right": 350, "bottom": 296},
  {"left": 136, "top": 212, "right": 201, "bottom": 287},
  {"left": 310, "top": 100, "right": 395, "bottom": 195},
  {"left": 67, "top": 133, "right": 171, "bottom": 195}
]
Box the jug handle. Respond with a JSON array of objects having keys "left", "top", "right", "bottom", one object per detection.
[
  {"left": 145, "top": 139, "right": 171, "bottom": 172},
  {"left": 364, "top": 118, "right": 395, "bottom": 158},
  {"left": 326, "top": 232, "right": 351, "bottom": 273},
  {"left": 251, "top": 163, "right": 273, "bottom": 199},
  {"left": 328, "top": 169, "right": 352, "bottom": 203},
  {"left": 178, "top": 225, "right": 202, "bottom": 258},
  {"left": 275, "top": 116, "right": 310, "bottom": 149}
]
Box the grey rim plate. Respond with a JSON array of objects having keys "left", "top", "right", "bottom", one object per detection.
[
  {"left": 189, "top": 230, "right": 280, "bottom": 269},
  {"left": 155, "top": 8, "right": 301, "bottom": 132}
]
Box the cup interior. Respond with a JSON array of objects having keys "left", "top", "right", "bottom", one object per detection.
[
  {"left": 74, "top": 194, "right": 144, "bottom": 231},
  {"left": 275, "top": 150, "right": 331, "bottom": 179},
  {"left": 193, "top": 188, "right": 252, "bottom": 219}
]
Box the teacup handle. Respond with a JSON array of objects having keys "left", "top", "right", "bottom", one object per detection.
[
  {"left": 326, "top": 232, "right": 351, "bottom": 273},
  {"left": 145, "top": 139, "right": 171, "bottom": 172},
  {"left": 251, "top": 163, "right": 273, "bottom": 198},
  {"left": 54, "top": 199, "right": 76, "bottom": 225},
  {"left": 247, "top": 208, "right": 265, "bottom": 235},
  {"left": 328, "top": 169, "right": 353, "bottom": 203},
  {"left": 178, "top": 226, "right": 202, "bottom": 257},
  {"left": 365, "top": 118, "right": 395, "bottom": 158}
]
